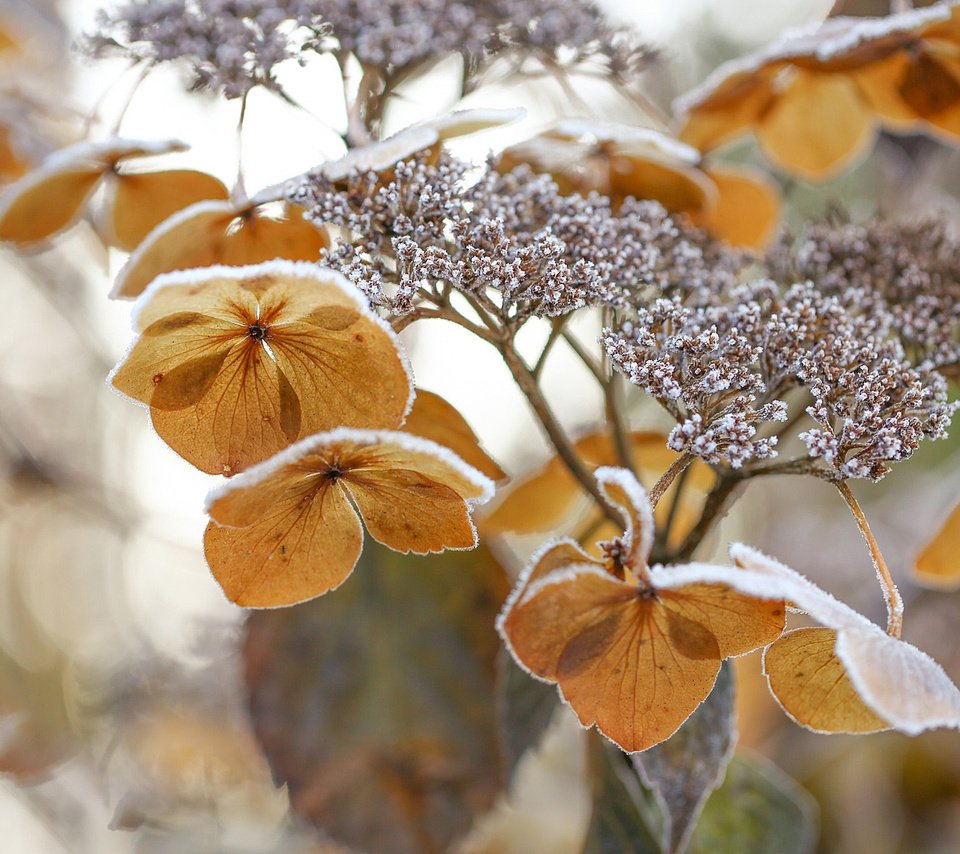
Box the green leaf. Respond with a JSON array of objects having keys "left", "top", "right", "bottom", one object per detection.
[
  {"left": 688, "top": 753, "right": 818, "bottom": 854},
  {"left": 497, "top": 651, "right": 559, "bottom": 777},
  {"left": 582, "top": 738, "right": 661, "bottom": 854},
  {"left": 243, "top": 541, "right": 509, "bottom": 854},
  {"left": 633, "top": 661, "right": 736, "bottom": 853}
]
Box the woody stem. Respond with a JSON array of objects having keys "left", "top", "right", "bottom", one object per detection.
[
  {"left": 836, "top": 481, "right": 903, "bottom": 638},
  {"left": 502, "top": 341, "right": 624, "bottom": 528}
]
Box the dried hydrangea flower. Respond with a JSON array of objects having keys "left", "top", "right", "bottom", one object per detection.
[
  {"left": 498, "top": 119, "right": 781, "bottom": 249},
  {"left": 767, "top": 216, "right": 960, "bottom": 376},
  {"left": 89, "top": 0, "right": 652, "bottom": 98},
  {"left": 498, "top": 468, "right": 785, "bottom": 752},
  {"left": 89, "top": 0, "right": 331, "bottom": 98},
  {"left": 675, "top": 2, "right": 960, "bottom": 180},
  {"left": 291, "top": 151, "right": 718, "bottom": 319},
  {"left": 604, "top": 276, "right": 955, "bottom": 479}
]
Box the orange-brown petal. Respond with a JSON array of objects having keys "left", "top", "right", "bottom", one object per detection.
[
  {"left": 608, "top": 154, "right": 715, "bottom": 214},
  {"left": 0, "top": 164, "right": 102, "bottom": 245},
  {"left": 401, "top": 390, "right": 505, "bottom": 481},
  {"left": 204, "top": 481, "right": 362, "bottom": 607},
  {"left": 103, "top": 169, "right": 229, "bottom": 251},
  {"left": 344, "top": 468, "right": 477, "bottom": 554},
  {"left": 693, "top": 164, "right": 781, "bottom": 249},
  {"left": 915, "top": 500, "right": 960, "bottom": 589},
  {"left": 677, "top": 69, "right": 778, "bottom": 153},
  {"left": 658, "top": 583, "right": 785, "bottom": 658},
  {"left": 267, "top": 306, "right": 412, "bottom": 434},
  {"left": 763, "top": 627, "right": 888, "bottom": 734},
  {"left": 851, "top": 50, "right": 923, "bottom": 127},
  {"left": 112, "top": 201, "right": 328, "bottom": 299},
  {"left": 500, "top": 566, "right": 723, "bottom": 752},
  {"left": 151, "top": 342, "right": 303, "bottom": 474},
  {"left": 756, "top": 69, "right": 876, "bottom": 181}
]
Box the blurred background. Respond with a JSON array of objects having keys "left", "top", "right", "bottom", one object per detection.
[{"left": 2, "top": 0, "right": 960, "bottom": 851}]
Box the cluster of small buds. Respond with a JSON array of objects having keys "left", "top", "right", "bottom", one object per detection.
[
  {"left": 90, "top": 0, "right": 651, "bottom": 97},
  {"left": 667, "top": 402, "right": 785, "bottom": 469},
  {"left": 797, "top": 348, "right": 957, "bottom": 481},
  {"left": 89, "top": 0, "right": 332, "bottom": 97},
  {"left": 291, "top": 153, "right": 698, "bottom": 318},
  {"left": 603, "top": 286, "right": 789, "bottom": 469},
  {"left": 767, "top": 216, "right": 960, "bottom": 376},
  {"left": 606, "top": 275, "right": 956, "bottom": 479}
]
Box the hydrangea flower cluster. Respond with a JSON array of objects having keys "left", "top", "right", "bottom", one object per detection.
[
  {"left": 604, "top": 268, "right": 956, "bottom": 479},
  {"left": 768, "top": 217, "right": 960, "bottom": 377},
  {"left": 290, "top": 153, "right": 719, "bottom": 319},
  {"left": 88, "top": 0, "right": 331, "bottom": 97},
  {"left": 89, "top": 0, "right": 651, "bottom": 98}
]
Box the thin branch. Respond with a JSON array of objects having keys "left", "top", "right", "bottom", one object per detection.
[
  {"left": 502, "top": 341, "right": 624, "bottom": 528},
  {"left": 533, "top": 317, "right": 566, "bottom": 379},
  {"left": 648, "top": 452, "right": 693, "bottom": 509},
  {"left": 600, "top": 307, "right": 633, "bottom": 474},
  {"left": 561, "top": 329, "right": 605, "bottom": 384},
  {"left": 390, "top": 305, "right": 499, "bottom": 343},
  {"left": 674, "top": 475, "right": 741, "bottom": 562},
  {"left": 604, "top": 373, "right": 634, "bottom": 473},
  {"left": 836, "top": 481, "right": 903, "bottom": 638}
]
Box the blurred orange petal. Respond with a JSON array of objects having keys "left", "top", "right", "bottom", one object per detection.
[
  {"left": 0, "top": 138, "right": 187, "bottom": 246},
  {"left": 694, "top": 164, "right": 781, "bottom": 249},
  {"left": 677, "top": 70, "right": 778, "bottom": 153},
  {"left": 915, "top": 500, "right": 960, "bottom": 589},
  {"left": 111, "top": 199, "right": 329, "bottom": 299},
  {"left": 103, "top": 169, "right": 230, "bottom": 251},
  {"left": 756, "top": 70, "right": 875, "bottom": 181}
]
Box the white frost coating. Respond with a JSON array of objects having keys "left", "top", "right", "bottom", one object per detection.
[
  {"left": 516, "top": 562, "right": 617, "bottom": 608},
  {"left": 674, "top": 4, "right": 954, "bottom": 116},
  {"left": 318, "top": 126, "right": 440, "bottom": 180},
  {"left": 110, "top": 198, "right": 237, "bottom": 299},
  {"left": 0, "top": 137, "right": 188, "bottom": 237},
  {"left": 204, "top": 426, "right": 495, "bottom": 514},
  {"left": 426, "top": 106, "right": 527, "bottom": 139},
  {"left": 554, "top": 119, "right": 701, "bottom": 164},
  {"left": 595, "top": 465, "right": 655, "bottom": 566},
  {"left": 495, "top": 560, "right": 613, "bottom": 689},
  {"left": 313, "top": 107, "right": 527, "bottom": 181},
  {"left": 837, "top": 627, "right": 960, "bottom": 735},
  {"left": 128, "top": 257, "right": 362, "bottom": 327},
  {"left": 726, "top": 544, "right": 874, "bottom": 630},
  {"left": 38, "top": 137, "right": 188, "bottom": 173}
]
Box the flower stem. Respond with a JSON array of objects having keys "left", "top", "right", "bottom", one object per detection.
[
  {"left": 648, "top": 452, "right": 693, "bottom": 508},
  {"left": 836, "top": 481, "right": 903, "bottom": 638},
  {"left": 502, "top": 340, "right": 624, "bottom": 528}
]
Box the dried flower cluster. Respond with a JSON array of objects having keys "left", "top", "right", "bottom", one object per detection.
[
  {"left": 603, "top": 273, "right": 956, "bottom": 479},
  {"left": 89, "top": 0, "right": 651, "bottom": 97},
  {"left": 88, "top": 0, "right": 330, "bottom": 97},
  {"left": 768, "top": 217, "right": 960, "bottom": 376},
  {"left": 322, "top": 0, "right": 651, "bottom": 80},
  {"left": 290, "top": 153, "right": 734, "bottom": 319}
]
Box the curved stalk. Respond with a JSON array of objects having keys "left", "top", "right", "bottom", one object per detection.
[{"left": 836, "top": 481, "right": 903, "bottom": 638}]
